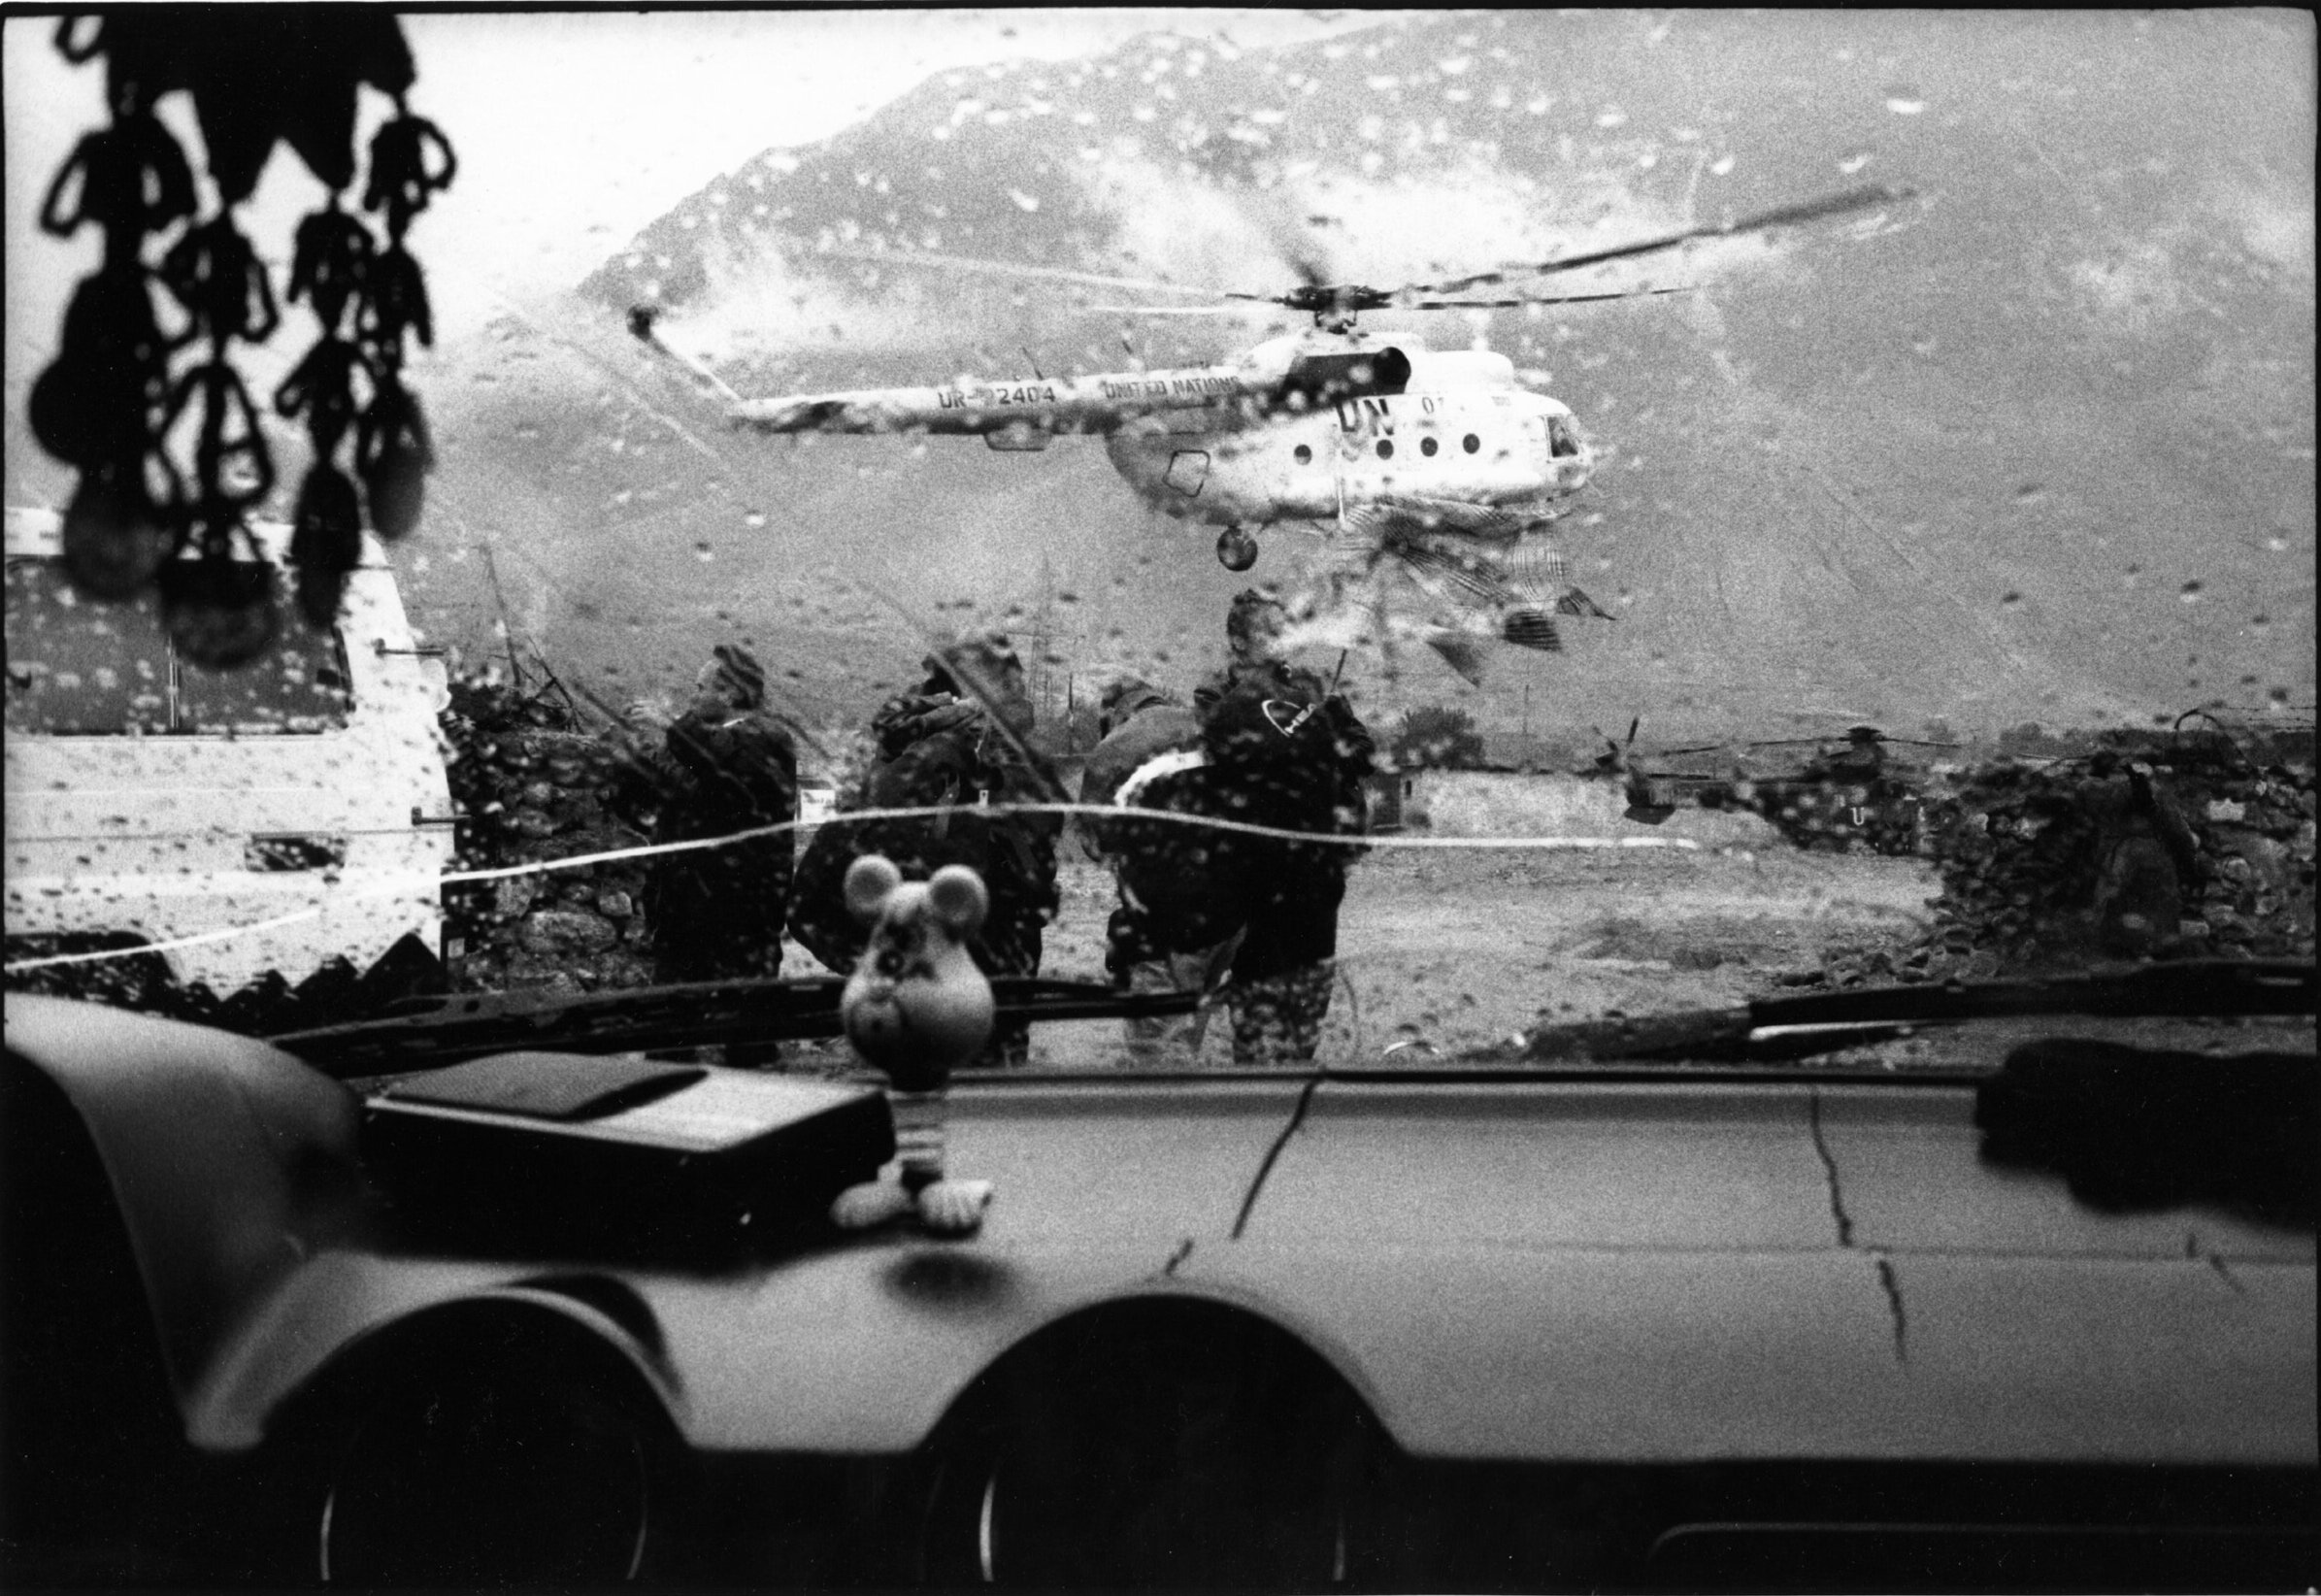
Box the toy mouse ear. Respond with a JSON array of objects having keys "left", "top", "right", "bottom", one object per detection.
[
  {"left": 845, "top": 854, "right": 905, "bottom": 926},
  {"left": 926, "top": 864, "right": 989, "bottom": 939}
]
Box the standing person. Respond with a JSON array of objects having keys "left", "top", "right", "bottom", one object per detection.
[
  {"left": 2078, "top": 750, "right": 2201, "bottom": 956},
  {"left": 642, "top": 645, "right": 799, "bottom": 1059},
  {"left": 1198, "top": 659, "right": 1375, "bottom": 1065},
  {"left": 1195, "top": 586, "right": 1327, "bottom": 715},
  {"left": 1113, "top": 588, "right": 1376, "bottom": 1066},
  {"left": 1078, "top": 678, "right": 1221, "bottom": 1062},
  {"left": 1078, "top": 677, "right": 1203, "bottom": 820},
  {"left": 790, "top": 633, "right": 1061, "bottom": 1067}
]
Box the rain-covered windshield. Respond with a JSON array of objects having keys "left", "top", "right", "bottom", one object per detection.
[{"left": 4, "top": 10, "right": 2312, "bottom": 1069}]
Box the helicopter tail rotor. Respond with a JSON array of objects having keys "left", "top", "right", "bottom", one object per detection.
[
  {"left": 1586, "top": 716, "right": 1675, "bottom": 821},
  {"left": 1592, "top": 716, "right": 1641, "bottom": 772},
  {"left": 624, "top": 303, "right": 747, "bottom": 407}
]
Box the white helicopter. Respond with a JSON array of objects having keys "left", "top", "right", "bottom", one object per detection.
[{"left": 629, "top": 183, "right": 1910, "bottom": 682}]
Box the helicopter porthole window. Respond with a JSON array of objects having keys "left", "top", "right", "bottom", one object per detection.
[
  {"left": 1376, "top": 439, "right": 1394, "bottom": 460},
  {"left": 1420, "top": 437, "right": 1440, "bottom": 457},
  {"left": 1462, "top": 434, "right": 1481, "bottom": 453},
  {"left": 1293, "top": 445, "right": 1312, "bottom": 465}
]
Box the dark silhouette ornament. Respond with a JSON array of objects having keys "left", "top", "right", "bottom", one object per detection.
[{"left": 28, "top": 14, "right": 448, "bottom": 664}]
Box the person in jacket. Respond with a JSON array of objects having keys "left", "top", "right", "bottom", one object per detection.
[
  {"left": 638, "top": 644, "right": 799, "bottom": 1063},
  {"left": 790, "top": 632, "right": 1061, "bottom": 1066},
  {"left": 1195, "top": 585, "right": 1322, "bottom": 715},
  {"left": 1113, "top": 590, "right": 1376, "bottom": 1064},
  {"left": 1079, "top": 677, "right": 1204, "bottom": 817},
  {"left": 2077, "top": 749, "right": 2201, "bottom": 956},
  {"left": 1078, "top": 677, "right": 1219, "bottom": 1062},
  {"left": 1198, "top": 667, "right": 1374, "bottom": 1064}
]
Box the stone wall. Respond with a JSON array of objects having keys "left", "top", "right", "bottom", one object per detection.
[
  {"left": 1824, "top": 729, "right": 2317, "bottom": 985},
  {"left": 440, "top": 684, "right": 661, "bottom": 996}
]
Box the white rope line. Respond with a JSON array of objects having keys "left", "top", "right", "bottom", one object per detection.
[
  {"left": 6, "top": 908, "right": 347, "bottom": 972},
  {"left": 3, "top": 801, "right": 1699, "bottom": 975}
]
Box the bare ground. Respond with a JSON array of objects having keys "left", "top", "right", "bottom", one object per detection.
[{"left": 1021, "top": 845, "right": 1941, "bottom": 1068}]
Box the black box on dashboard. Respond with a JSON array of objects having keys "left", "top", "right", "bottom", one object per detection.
[{"left": 360, "top": 1051, "right": 894, "bottom": 1266}]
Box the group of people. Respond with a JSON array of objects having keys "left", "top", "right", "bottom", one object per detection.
[{"left": 617, "top": 589, "right": 1374, "bottom": 1067}]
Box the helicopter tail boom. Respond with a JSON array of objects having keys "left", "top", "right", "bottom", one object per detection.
[{"left": 728, "top": 364, "right": 1257, "bottom": 437}]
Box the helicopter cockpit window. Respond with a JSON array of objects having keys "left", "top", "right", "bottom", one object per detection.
[{"left": 1547, "top": 417, "right": 1580, "bottom": 459}]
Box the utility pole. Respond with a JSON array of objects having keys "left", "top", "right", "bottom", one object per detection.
[
  {"left": 1031, "top": 554, "right": 1056, "bottom": 726},
  {"left": 481, "top": 543, "right": 524, "bottom": 692}
]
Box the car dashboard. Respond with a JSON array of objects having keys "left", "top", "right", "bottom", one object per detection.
[{"left": 3, "top": 965, "right": 2312, "bottom": 1590}]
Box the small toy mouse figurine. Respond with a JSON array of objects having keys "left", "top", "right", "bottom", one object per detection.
[{"left": 830, "top": 855, "right": 997, "bottom": 1236}]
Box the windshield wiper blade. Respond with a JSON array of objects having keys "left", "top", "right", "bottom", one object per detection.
[
  {"left": 1498, "top": 960, "right": 2315, "bottom": 1066},
  {"left": 1748, "top": 958, "right": 2313, "bottom": 1027},
  {"left": 267, "top": 977, "right": 1200, "bottom": 1078},
  {"left": 265, "top": 961, "right": 2314, "bottom": 1076}
]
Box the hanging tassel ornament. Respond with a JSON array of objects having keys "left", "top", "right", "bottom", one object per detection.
[
  {"left": 289, "top": 462, "right": 364, "bottom": 630},
  {"left": 349, "top": 105, "right": 454, "bottom": 544},
  {"left": 60, "top": 465, "right": 176, "bottom": 601},
  {"left": 355, "top": 373, "right": 433, "bottom": 544},
  {"left": 28, "top": 13, "right": 449, "bottom": 639},
  {"left": 154, "top": 355, "right": 277, "bottom": 669},
  {"left": 161, "top": 519, "right": 280, "bottom": 670}
]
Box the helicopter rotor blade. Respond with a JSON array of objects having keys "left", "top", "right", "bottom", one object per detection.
[
  {"left": 770, "top": 183, "right": 1907, "bottom": 333},
  {"left": 1410, "top": 182, "right": 1916, "bottom": 297},
  {"left": 802, "top": 241, "right": 1222, "bottom": 301},
  {"left": 1402, "top": 285, "right": 1701, "bottom": 310},
  {"left": 1087, "top": 303, "right": 1271, "bottom": 316}
]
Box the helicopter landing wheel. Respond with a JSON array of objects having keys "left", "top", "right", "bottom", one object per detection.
[{"left": 1216, "top": 526, "right": 1260, "bottom": 572}]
